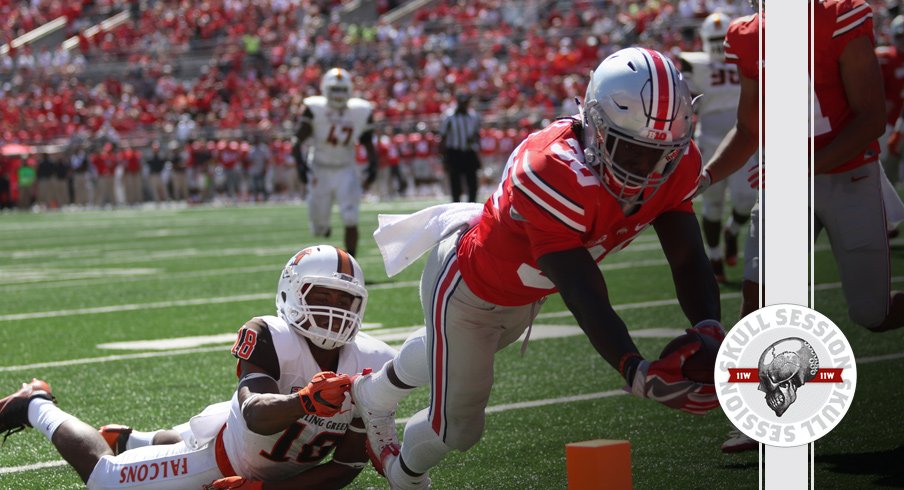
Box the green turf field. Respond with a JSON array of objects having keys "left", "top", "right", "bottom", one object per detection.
[{"left": 0, "top": 200, "right": 901, "bottom": 489}]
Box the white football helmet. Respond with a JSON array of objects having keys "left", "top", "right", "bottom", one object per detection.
[
  {"left": 700, "top": 12, "right": 731, "bottom": 61},
  {"left": 320, "top": 67, "right": 353, "bottom": 109},
  {"left": 581, "top": 47, "right": 694, "bottom": 206},
  {"left": 276, "top": 245, "right": 367, "bottom": 350}
]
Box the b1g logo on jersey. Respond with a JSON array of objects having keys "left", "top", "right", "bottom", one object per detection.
[{"left": 715, "top": 304, "right": 856, "bottom": 447}]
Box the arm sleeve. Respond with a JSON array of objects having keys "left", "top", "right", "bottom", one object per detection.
[{"left": 830, "top": 0, "right": 875, "bottom": 58}]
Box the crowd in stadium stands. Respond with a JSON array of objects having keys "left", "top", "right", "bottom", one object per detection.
[{"left": 0, "top": 0, "right": 899, "bottom": 209}]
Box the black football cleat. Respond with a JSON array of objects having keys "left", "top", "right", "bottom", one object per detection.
[{"left": 0, "top": 379, "right": 55, "bottom": 444}]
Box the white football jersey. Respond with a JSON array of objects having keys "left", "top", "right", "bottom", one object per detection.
[
  {"left": 302, "top": 96, "right": 374, "bottom": 168},
  {"left": 679, "top": 51, "right": 742, "bottom": 155},
  {"left": 223, "top": 315, "right": 395, "bottom": 481}
]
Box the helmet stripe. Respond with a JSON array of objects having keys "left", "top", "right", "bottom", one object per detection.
[
  {"left": 336, "top": 248, "right": 353, "bottom": 276},
  {"left": 643, "top": 48, "right": 672, "bottom": 131}
]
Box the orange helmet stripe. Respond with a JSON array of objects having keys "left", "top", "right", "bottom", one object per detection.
[{"left": 336, "top": 248, "right": 353, "bottom": 276}]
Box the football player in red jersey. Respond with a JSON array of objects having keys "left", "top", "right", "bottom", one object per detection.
[
  {"left": 711, "top": 0, "right": 904, "bottom": 453},
  {"left": 0, "top": 246, "right": 396, "bottom": 489},
  {"left": 351, "top": 47, "right": 725, "bottom": 489},
  {"left": 810, "top": 0, "right": 904, "bottom": 331}
]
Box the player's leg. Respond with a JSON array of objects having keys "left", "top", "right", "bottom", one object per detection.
[
  {"left": 701, "top": 179, "right": 728, "bottom": 283},
  {"left": 817, "top": 165, "right": 904, "bottom": 331},
  {"left": 85, "top": 437, "right": 225, "bottom": 489},
  {"left": 740, "top": 200, "right": 762, "bottom": 318},
  {"left": 99, "top": 425, "right": 183, "bottom": 455},
  {"left": 725, "top": 156, "right": 757, "bottom": 266},
  {"left": 307, "top": 166, "right": 334, "bottom": 237},
  {"left": 0, "top": 379, "right": 116, "bottom": 482},
  {"left": 337, "top": 165, "right": 363, "bottom": 256}
]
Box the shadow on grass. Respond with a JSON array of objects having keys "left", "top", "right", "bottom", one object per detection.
[{"left": 817, "top": 446, "right": 904, "bottom": 488}]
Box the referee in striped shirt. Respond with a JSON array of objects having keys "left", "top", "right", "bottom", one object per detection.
[{"left": 439, "top": 93, "right": 482, "bottom": 202}]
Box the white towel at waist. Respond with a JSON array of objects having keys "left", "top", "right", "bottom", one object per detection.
[{"left": 373, "top": 202, "right": 484, "bottom": 277}]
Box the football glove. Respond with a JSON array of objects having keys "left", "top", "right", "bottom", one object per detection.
[
  {"left": 628, "top": 335, "right": 719, "bottom": 415},
  {"left": 204, "top": 477, "right": 262, "bottom": 490},
  {"left": 298, "top": 371, "right": 351, "bottom": 417}
]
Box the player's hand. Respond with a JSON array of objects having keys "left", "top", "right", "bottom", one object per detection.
[
  {"left": 689, "top": 319, "right": 726, "bottom": 343},
  {"left": 628, "top": 341, "right": 718, "bottom": 415},
  {"left": 298, "top": 371, "right": 351, "bottom": 417},
  {"left": 204, "top": 476, "right": 262, "bottom": 490},
  {"left": 747, "top": 164, "right": 763, "bottom": 189},
  {"left": 889, "top": 131, "right": 902, "bottom": 157}
]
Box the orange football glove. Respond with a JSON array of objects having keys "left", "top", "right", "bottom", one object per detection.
[
  {"left": 204, "top": 476, "right": 262, "bottom": 490},
  {"left": 889, "top": 131, "right": 903, "bottom": 157},
  {"left": 298, "top": 371, "right": 351, "bottom": 417}
]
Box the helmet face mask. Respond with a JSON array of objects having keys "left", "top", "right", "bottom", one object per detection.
[
  {"left": 321, "top": 68, "right": 353, "bottom": 110},
  {"left": 582, "top": 47, "right": 693, "bottom": 206},
  {"left": 276, "top": 246, "right": 367, "bottom": 350}
]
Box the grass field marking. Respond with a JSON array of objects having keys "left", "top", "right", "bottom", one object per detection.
[{"left": 0, "top": 459, "right": 68, "bottom": 475}]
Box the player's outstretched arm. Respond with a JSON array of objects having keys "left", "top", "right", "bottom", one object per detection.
[
  {"left": 537, "top": 248, "right": 642, "bottom": 372},
  {"left": 238, "top": 362, "right": 351, "bottom": 435},
  {"left": 654, "top": 211, "right": 721, "bottom": 325},
  {"left": 814, "top": 35, "right": 886, "bottom": 173}
]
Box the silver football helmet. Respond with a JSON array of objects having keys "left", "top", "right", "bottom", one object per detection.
[
  {"left": 320, "top": 67, "right": 353, "bottom": 109},
  {"left": 276, "top": 245, "right": 367, "bottom": 350},
  {"left": 700, "top": 12, "right": 732, "bottom": 61},
  {"left": 582, "top": 47, "right": 694, "bottom": 205}
]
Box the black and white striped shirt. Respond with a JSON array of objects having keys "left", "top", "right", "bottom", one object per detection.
[{"left": 440, "top": 108, "right": 481, "bottom": 151}]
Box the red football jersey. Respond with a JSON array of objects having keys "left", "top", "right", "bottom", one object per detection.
[
  {"left": 875, "top": 45, "right": 904, "bottom": 126},
  {"left": 724, "top": 13, "right": 762, "bottom": 81},
  {"left": 812, "top": 0, "right": 879, "bottom": 173},
  {"left": 457, "top": 119, "right": 702, "bottom": 306}
]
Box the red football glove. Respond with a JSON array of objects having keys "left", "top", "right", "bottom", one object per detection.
[
  {"left": 204, "top": 476, "right": 263, "bottom": 490},
  {"left": 298, "top": 371, "right": 351, "bottom": 417},
  {"left": 628, "top": 335, "right": 719, "bottom": 415},
  {"left": 889, "top": 130, "right": 902, "bottom": 157}
]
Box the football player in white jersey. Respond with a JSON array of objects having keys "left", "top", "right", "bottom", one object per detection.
[
  {"left": 293, "top": 68, "right": 380, "bottom": 257},
  {"left": 0, "top": 245, "right": 397, "bottom": 489},
  {"left": 679, "top": 12, "right": 758, "bottom": 283}
]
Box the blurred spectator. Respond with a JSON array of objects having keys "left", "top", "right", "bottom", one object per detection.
[
  {"left": 247, "top": 136, "right": 272, "bottom": 202},
  {"left": 146, "top": 141, "right": 168, "bottom": 203}
]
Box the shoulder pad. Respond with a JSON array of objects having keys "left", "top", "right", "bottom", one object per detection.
[
  {"left": 303, "top": 95, "right": 327, "bottom": 108},
  {"left": 348, "top": 97, "right": 374, "bottom": 111},
  {"left": 232, "top": 317, "right": 281, "bottom": 380}
]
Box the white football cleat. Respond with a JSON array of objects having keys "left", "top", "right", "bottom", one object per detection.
[
  {"left": 350, "top": 372, "right": 400, "bottom": 476},
  {"left": 383, "top": 449, "right": 432, "bottom": 490}
]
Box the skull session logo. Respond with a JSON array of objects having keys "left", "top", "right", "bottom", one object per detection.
[{"left": 715, "top": 304, "right": 857, "bottom": 447}]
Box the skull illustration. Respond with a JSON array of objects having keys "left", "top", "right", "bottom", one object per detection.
[{"left": 757, "top": 338, "right": 819, "bottom": 417}]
